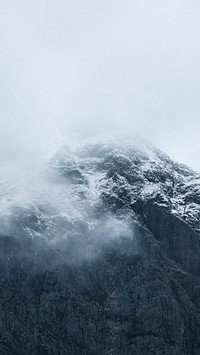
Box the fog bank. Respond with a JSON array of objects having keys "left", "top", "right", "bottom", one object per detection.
[{"left": 0, "top": 1, "right": 200, "bottom": 170}]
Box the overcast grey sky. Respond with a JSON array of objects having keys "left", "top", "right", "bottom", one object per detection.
[{"left": 0, "top": 0, "right": 200, "bottom": 171}]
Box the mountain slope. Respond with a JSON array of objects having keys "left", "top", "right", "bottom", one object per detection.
[{"left": 0, "top": 141, "right": 200, "bottom": 354}]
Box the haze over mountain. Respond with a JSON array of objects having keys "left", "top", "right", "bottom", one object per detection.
[{"left": 1, "top": 1, "right": 200, "bottom": 354}]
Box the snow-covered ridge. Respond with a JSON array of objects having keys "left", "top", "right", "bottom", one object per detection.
[{"left": 0, "top": 141, "right": 199, "bottom": 239}]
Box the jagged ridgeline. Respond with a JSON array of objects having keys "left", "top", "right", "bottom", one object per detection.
[{"left": 1, "top": 142, "right": 200, "bottom": 355}]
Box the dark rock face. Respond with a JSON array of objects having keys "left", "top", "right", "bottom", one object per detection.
[{"left": 1, "top": 142, "right": 200, "bottom": 354}]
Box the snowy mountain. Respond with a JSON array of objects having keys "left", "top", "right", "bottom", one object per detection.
[{"left": 0, "top": 141, "right": 200, "bottom": 354}]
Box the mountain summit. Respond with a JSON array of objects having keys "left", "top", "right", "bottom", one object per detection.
[{"left": 1, "top": 142, "right": 200, "bottom": 354}]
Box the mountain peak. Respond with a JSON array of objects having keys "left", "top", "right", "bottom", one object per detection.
[{"left": 1, "top": 140, "right": 200, "bottom": 354}]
